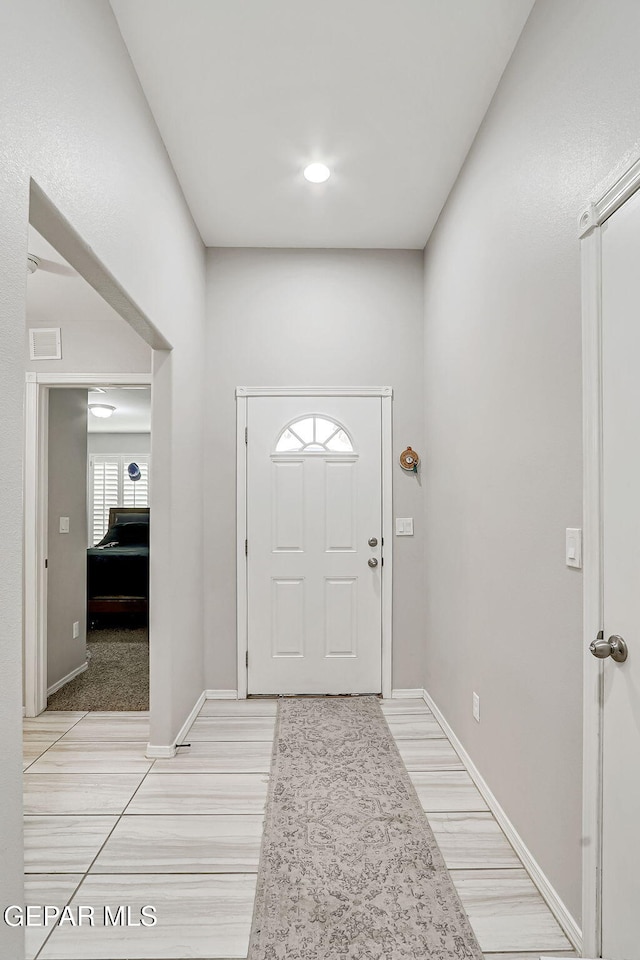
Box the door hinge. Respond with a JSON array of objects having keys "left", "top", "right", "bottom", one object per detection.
[
  {"left": 246, "top": 651, "right": 249, "bottom": 667},
  {"left": 245, "top": 427, "right": 248, "bottom": 444},
  {"left": 245, "top": 539, "right": 248, "bottom": 556}
]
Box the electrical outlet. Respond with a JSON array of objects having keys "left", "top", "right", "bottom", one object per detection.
[
  {"left": 72, "top": 621, "right": 80, "bottom": 639},
  {"left": 472, "top": 692, "right": 480, "bottom": 723}
]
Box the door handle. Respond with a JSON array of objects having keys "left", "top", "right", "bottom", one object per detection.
[
  {"left": 590, "top": 632, "right": 628, "bottom": 663},
  {"left": 368, "top": 557, "right": 378, "bottom": 568}
]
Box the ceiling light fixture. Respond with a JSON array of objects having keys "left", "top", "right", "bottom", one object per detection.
[
  {"left": 89, "top": 403, "right": 117, "bottom": 419},
  {"left": 303, "top": 162, "right": 331, "bottom": 183}
]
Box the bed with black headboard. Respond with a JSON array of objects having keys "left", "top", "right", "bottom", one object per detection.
[{"left": 87, "top": 507, "right": 149, "bottom": 618}]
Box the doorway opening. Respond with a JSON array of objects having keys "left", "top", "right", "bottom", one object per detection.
[{"left": 41, "top": 383, "right": 152, "bottom": 711}]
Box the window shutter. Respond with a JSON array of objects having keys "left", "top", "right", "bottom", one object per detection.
[
  {"left": 91, "top": 458, "right": 120, "bottom": 544},
  {"left": 90, "top": 455, "right": 151, "bottom": 544}
]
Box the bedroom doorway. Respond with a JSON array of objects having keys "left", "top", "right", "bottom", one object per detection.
[
  {"left": 24, "top": 376, "right": 152, "bottom": 715},
  {"left": 49, "top": 384, "right": 152, "bottom": 711}
]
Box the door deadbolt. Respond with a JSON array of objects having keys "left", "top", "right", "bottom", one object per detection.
[
  {"left": 368, "top": 557, "right": 379, "bottom": 568},
  {"left": 368, "top": 537, "right": 378, "bottom": 547},
  {"left": 590, "top": 632, "right": 628, "bottom": 663}
]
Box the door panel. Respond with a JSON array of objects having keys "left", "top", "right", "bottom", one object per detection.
[
  {"left": 271, "top": 579, "right": 305, "bottom": 657},
  {"left": 247, "top": 396, "right": 382, "bottom": 695},
  {"left": 272, "top": 460, "right": 304, "bottom": 551},
  {"left": 601, "top": 189, "right": 640, "bottom": 959},
  {"left": 324, "top": 578, "right": 357, "bottom": 657},
  {"left": 324, "top": 459, "right": 357, "bottom": 551}
]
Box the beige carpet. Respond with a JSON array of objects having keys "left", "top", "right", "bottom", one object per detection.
[
  {"left": 249, "top": 696, "right": 483, "bottom": 959},
  {"left": 46, "top": 626, "right": 148, "bottom": 711}
]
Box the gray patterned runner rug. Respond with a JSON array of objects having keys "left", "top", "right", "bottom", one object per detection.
[{"left": 248, "top": 696, "right": 483, "bottom": 959}]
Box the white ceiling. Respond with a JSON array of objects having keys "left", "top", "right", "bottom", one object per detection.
[
  {"left": 27, "top": 229, "right": 115, "bottom": 327},
  {"left": 88, "top": 387, "right": 151, "bottom": 433},
  {"left": 111, "top": 0, "right": 534, "bottom": 249}
]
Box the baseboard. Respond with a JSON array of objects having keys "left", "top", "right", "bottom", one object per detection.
[
  {"left": 205, "top": 689, "right": 238, "bottom": 699},
  {"left": 47, "top": 661, "right": 88, "bottom": 696},
  {"left": 145, "top": 743, "right": 176, "bottom": 759},
  {"left": 422, "top": 689, "right": 583, "bottom": 952},
  {"left": 145, "top": 689, "right": 207, "bottom": 759},
  {"left": 391, "top": 688, "right": 424, "bottom": 699}
]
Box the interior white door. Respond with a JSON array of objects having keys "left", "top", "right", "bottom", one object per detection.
[
  {"left": 246, "top": 396, "right": 382, "bottom": 695},
  {"left": 600, "top": 188, "right": 640, "bottom": 959}
]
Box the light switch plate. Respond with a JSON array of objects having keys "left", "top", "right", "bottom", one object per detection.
[
  {"left": 566, "top": 527, "right": 582, "bottom": 568},
  {"left": 59, "top": 517, "right": 70, "bottom": 534},
  {"left": 395, "top": 518, "right": 414, "bottom": 536},
  {"left": 72, "top": 621, "right": 80, "bottom": 639}
]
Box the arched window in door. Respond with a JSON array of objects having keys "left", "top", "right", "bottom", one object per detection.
[{"left": 275, "top": 415, "right": 354, "bottom": 453}]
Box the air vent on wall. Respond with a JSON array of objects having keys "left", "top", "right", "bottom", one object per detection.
[{"left": 29, "top": 328, "right": 62, "bottom": 361}]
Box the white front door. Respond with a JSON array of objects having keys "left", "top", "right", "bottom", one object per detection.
[
  {"left": 600, "top": 187, "right": 640, "bottom": 959},
  {"left": 246, "top": 396, "right": 383, "bottom": 695}
]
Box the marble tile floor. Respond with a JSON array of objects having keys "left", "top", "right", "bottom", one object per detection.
[{"left": 21, "top": 697, "right": 576, "bottom": 959}]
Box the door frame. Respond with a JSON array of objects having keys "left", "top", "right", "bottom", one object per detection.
[
  {"left": 579, "top": 153, "right": 640, "bottom": 956},
  {"left": 236, "top": 386, "right": 393, "bottom": 700},
  {"left": 23, "top": 371, "right": 152, "bottom": 717}
]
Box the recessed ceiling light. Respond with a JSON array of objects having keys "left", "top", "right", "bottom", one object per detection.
[
  {"left": 89, "top": 404, "right": 117, "bottom": 419},
  {"left": 303, "top": 163, "right": 331, "bottom": 183}
]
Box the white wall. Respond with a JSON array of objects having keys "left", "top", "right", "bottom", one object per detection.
[
  {"left": 422, "top": 0, "right": 640, "bottom": 926},
  {"left": 26, "top": 316, "right": 151, "bottom": 375},
  {"left": 88, "top": 433, "right": 151, "bottom": 456},
  {"left": 204, "top": 248, "right": 425, "bottom": 691},
  {"left": 47, "top": 390, "right": 88, "bottom": 690},
  {"left": 25, "top": 230, "right": 152, "bottom": 374},
  {"left": 0, "top": 4, "right": 205, "bottom": 951}
]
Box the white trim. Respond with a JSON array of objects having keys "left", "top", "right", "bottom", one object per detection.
[
  {"left": 23, "top": 372, "right": 151, "bottom": 718},
  {"left": 23, "top": 378, "right": 48, "bottom": 716},
  {"left": 146, "top": 689, "right": 206, "bottom": 759},
  {"left": 576, "top": 153, "right": 640, "bottom": 956},
  {"left": 47, "top": 661, "right": 88, "bottom": 696},
  {"left": 236, "top": 395, "right": 248, "bottom": 700},
  {"left": 270, "top": 452, "right": 359, "bottom": 462},
  {"left": 578, "top": 154, "right": 640, "bottom": 238},
  {"left": 205, "top": 689, "right": 239, "bottom": 700},
  {"left": 237, "top": 388, "right": 393, "bottom": 699},
  {"left": 423, "top": 688, "right": 583, "bottom": 952},
  {"left": 32, "top": 372, "right": 152, "bottom": 385},
  {"left": 236, "top": 386, "right": 393, "bottom": 398},
  {"left": 580, "top": 213, "right": 605, "bottom": 958},
  {"left": 144, "top": 744, "right": 176, "bottom": 759},
  {"left": 381, "top": 395, "right": 393, "bottom": 700},
  {"left": 391, "top": 688, "right": 424, "bottom": 699}
]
